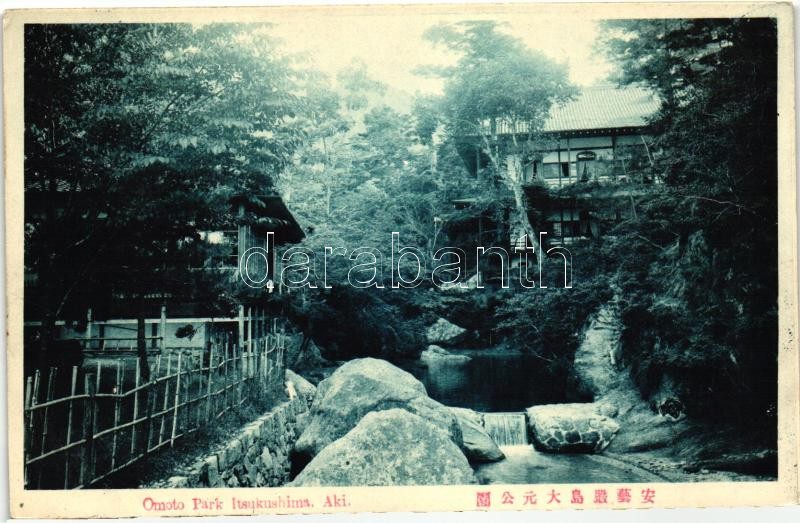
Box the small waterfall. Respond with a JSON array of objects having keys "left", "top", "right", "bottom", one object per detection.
[{"left": 483, "top": 412, "right": 529, "bottom": 446}]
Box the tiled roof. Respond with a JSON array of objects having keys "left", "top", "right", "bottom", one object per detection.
[
  {"left": 544, "top": 85, "right": 660, "bottom": 132},
  {"left": 491, "top": 85, "right": 660, "bottom": 135}
]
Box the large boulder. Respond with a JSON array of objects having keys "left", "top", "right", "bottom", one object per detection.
[
  {"left": 285, "top": 369, "right": 316, "bottom": 404},
  {"left": 450, "top": 407, "right": 504, "bottom": 463},
  {"left": 426, "top": 318, "right": 467, "bottom": 346},
  {"left": 527, "top": 403, "right": 619, "bottom": 453},
  {"left": 291, "top": 409, "right": 475, "bottom": 486},
  {"left": 294, "top": 358, "right": 462, "bottom": 458},
  {"left": 420, "top": 345, "right": 471, "bottom": 365}
]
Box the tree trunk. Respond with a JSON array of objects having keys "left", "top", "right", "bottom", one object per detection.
[
  {"left": 478, "top": 136, "right": 539, "bottom": 255},
  {"left": 504, "top": 155, "right": 538, "bottom": 252}
]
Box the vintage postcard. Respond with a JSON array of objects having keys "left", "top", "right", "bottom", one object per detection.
[{"left": 4, "top": 1, "right": 799, "bottom": 518}]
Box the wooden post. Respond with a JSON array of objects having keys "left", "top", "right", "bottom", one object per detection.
[
  {"left": 143, "top": 382, "right": 155, "bottom": 458},
  {"left": 236, "top": 343, "right": 242, "bottom": 407},
  {"left": 86, "top": 308, "right": 93, "bottom": 350},
  {"left": 111, "top": 360, "right": 122, "bottom": 469},
  {"left": 264, "top": 328, "right": 270, "bottom": 390},
  {"left": 232, "top": 342, "right": 238, "bottom": 408},
  {"left": 220, "top": 337, "right": 227, "bottom": 413},
  {"left": 91, "top": 364, "right": 100, "bottom": 475},
  {"left": 154, "top": 354, "right": 162, "bottom": 381},
  {"left": 261, "top": 310, "right": 267, "bottom": 379},
  {"left": 224, "top": 336, "right": 230, "bottom": 412},
  {"left": 238, "top": 304, "right": 245, "bottom": 347},
  {"left": 35, "top": 367, "right": 57, "bottom": 487},
  {"left": 30, "top": 369, "right": 41, "bottom": 485},
  {"left": 63, "top": 366, "right": 78, "bottom": 489},
  {"left": 170, "top": 352, "right": 182, "bottom": 447},
  {"left": 230, "top": 334, "right": 235, "bottom": 409},
  {"left": 246, "top": 307, "right": 252, "bottom": 379},
  {"left": 253, "top": 314, "right": 259, "bottom": 384},
  {"left": 256, "top": 308, "right": 261, "bottom": 378},
  {"left": 96, "top": 361, "right": 101, "bottom": 391},
  {"left": 269, "top": 332, "right": 274, "bottom": 381},
  {"left": 279, "top": 331, "right": 285, "bottom": 372},
  {"left": 567, "top": 137, "right": 573, "bottom": 183},
  {"left": 259, "top": 329, "right": 265, "bottom": 391},
  {"left": 79, "top": 373, "right": 96, "bottom": 487},
  {"left": 205, "top": 343, "right": 215, "bottom": 424},
  {"left": 266, "top": 331, "right": 271, "bottom": 386},
  {"left": 143, "top": 355, "right": 162, "bottom": 457},
  {"left": 238, "top": 304, "right": 245, "bottom": 379},
  {"left": 130, "top": 359, "right": 140, "bottom": 455},
  {"left": 23, "top": 376, "right": 33, "bottom": 487},
  {"left": 31, "top": 368, "right": 41, "bottom": 441},
  {"left": 39, "top": 367, "right": 57, "bottom": 455},
  {"left": 195, "top": 353, "right": 202, "bottom": 429},
  {"left": 160, "top": 305, "right": 167, "bottom": 351},
  {"left": 556, "top": 137, "right": 563, "bottom": 189},
  {"left": 159, "top": 355, "right": 172, "bottom": 447}
]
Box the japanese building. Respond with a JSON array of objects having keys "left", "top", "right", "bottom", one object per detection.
[
  {"left": 24, "top": 186, "right": 304, "bottom": 354},
  {"left": 456, "top": 84, "right": 661, "bottom": 247}
]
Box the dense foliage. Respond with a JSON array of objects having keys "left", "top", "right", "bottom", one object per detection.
[
  {"left": 600, "top": 19, "right": 778, "bottom": 431},
  {"left": 274, "top": 74, "right": 505, "bottom": 360},
  {"left": 420, "top": 21, "right": 576, "bottom": 246},
  {"left": 25, "top": 24, "right": 304, "bottom": 373},
  {"left": 25, "top": 20, "right": 779, "bottom": 437}
]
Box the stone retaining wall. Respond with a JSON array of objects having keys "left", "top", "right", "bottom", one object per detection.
[{"left": 156, "top": 398, "right": 308, "bottom": 488}]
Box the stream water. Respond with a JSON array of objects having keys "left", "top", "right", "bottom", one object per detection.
[
  {"left": 475, "top": 445, "right": 660, "bottom": 484},
  {"left": 401, "top": 351, "right": 660, "bottom": 483},
  {"left": 402, "top": 351, "right": 569, "bottom": 412}
]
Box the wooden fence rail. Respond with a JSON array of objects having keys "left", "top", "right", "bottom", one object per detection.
[{"left": 23, "top": 329, "right": 287, "bottom": 489}]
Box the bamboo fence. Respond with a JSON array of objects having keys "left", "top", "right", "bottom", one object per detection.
[{"left": 23, "top": 328, "right": 286, "bottom": 489}]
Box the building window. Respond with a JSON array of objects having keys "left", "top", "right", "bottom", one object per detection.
[
  {"left": 552, "top": 220, "right": 581, "bottom": 238},
  {"left": 577, "top": 151, "right": 597, "bottom": 182},
  {"left": 543, "top": 163, "right": 561, "bottom": 179}
]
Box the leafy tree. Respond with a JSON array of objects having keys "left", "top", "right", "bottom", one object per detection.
[
  {"left": 420, "top": 20, "right": 575, "bottom": 249},
  {"left": 25, "top": 23, "right": 304, "bottom": 374},
  {"left": 494, "top": 243, "right": 614, "bottom": 379},
  {"left": 276, "top": 56, "right": 503, "bottom": 359},
  {"left": 336, "top": 58, "right": 387, "bottom": 112},
  {"left": 410, "top": 94, "right": 442, "bottom": 146},
  {"left": 278, "top": 72, "right": 352, "bottom": 216},
  {"left": 601, "top": 19, "right": 778, "bottom": 428}
]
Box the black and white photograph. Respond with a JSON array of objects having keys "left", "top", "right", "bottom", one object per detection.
[{"left": 4, "top": 2, "right": 798, "bottom": 517}]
